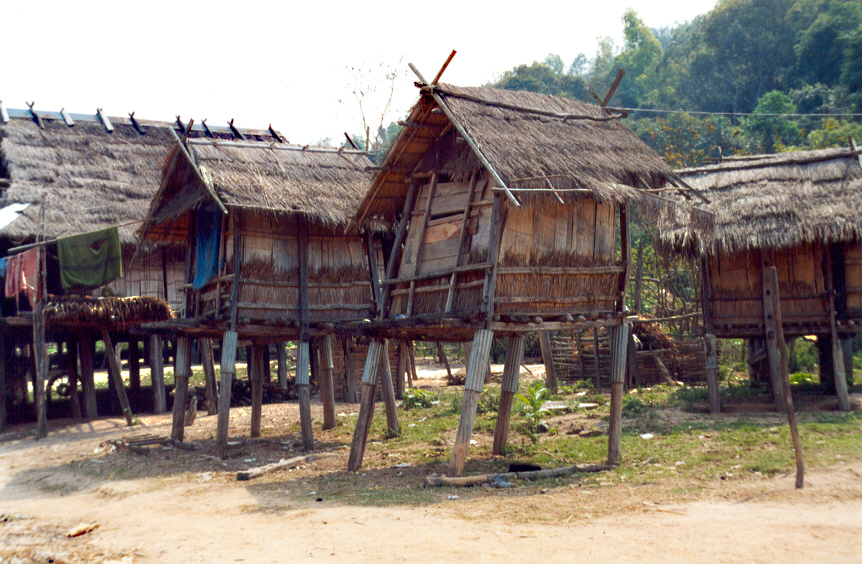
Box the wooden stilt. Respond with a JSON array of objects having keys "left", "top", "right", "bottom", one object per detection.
[
  {"left": 319, "top": 335, "right": 336, "bottom": 430},
  {"left": 449, "top": 329, "right": 493, "bottom": 477},
  {"left": 408, "top": 341, "right": 418, "bottom": 387},
  {"left": 0, "top": 333, "right": 6, "bottom": 431},
  {"left": 539, "top": 331, "right": 557, "bottom": 393},
  {"left": 626, "top": 330, "right": 638, "bottom": 389},
  {"left": 100, "top": 328, "right": 133, "bottom": 426},
  {"left": 607, "top": 321, "right": 630, "bottom": 465},
  {"left": 128, "top": 339, "right": 141, "bottom": 391},
  {"left": 842, "top": 338, "right": 855, "bottom": 393},
  {"left": 704, "top": 333, "right": 721, "bottom": 414},
  {"left": 199, "top": 338, "right": 218, "bottom": 415},
  {"left": 493, "top": 334, "right": 524, "bottom": 456},
  {"left": 436, "top": 342, "right": 453, "bottom": 382},
  {"left": 170, "top": 336, "right": 191, "bottom": 439},
  {"left": 378, "top": 339, "right": 400, "bottom": 437},
  {"left": 826, "top": 249, "right": 851, "bottom": 411},
  {"left": 592, "top": 327, "right": 602, "bottom": 393},
  {"left": 65, "top": 339, "right": 81, "bottom": 419},
  {"left": 348, "top": 340, "right": 383, "bottom": 471},
  {"left": 250, "top": 344, "right": 263, "bottom": 438},
  {"left": 79, "top": 334, "right": 98, "bottom": 419},
  {"left": 216, "top": 331, "right": 238, "bottom": 458},
  {"left": 277, "top": 342, "right": 288, "bottom": 389},
  {"left": 33, "top": 303, "right": 48, "bottom": 439},
  {"left": 345, "top": 338, "right": 357, "bottom": 402},
  {"left": 762, "top": 254, "right": 787, "bottom": 412},
  {"left": 395, "top": 341, "right": 407, "bottom": 399},
  {"left": 296, "top": 341, "right": 314, "bottom": 450},
  {"left": 149, "top": 334, "right": 166, "bottom": 414},
  {"left": 764, "top": 266, "right": 804, "bottom": 488}
]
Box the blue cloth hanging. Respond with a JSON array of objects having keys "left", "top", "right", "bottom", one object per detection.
[{"left": 192, "top": 202, "right": 223, "bottom": 290}]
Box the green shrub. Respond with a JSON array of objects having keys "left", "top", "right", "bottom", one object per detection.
[{"left": 402, "top": 388, "right": 434, "bottom": 410}]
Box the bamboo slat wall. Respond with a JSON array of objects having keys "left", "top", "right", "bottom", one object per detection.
[
  {"left": 107, "top": 249, "right": 185, "bottom": 314},
  {"left": 196, "top": 209, "right": 375, "bottom": 323},
  {"left": 707, "top": 243, "right": 829, "bottom": 336}
]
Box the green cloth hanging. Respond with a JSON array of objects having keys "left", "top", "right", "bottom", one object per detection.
[{"left": 57, "top": 226, "right": 123, "bottom": 290}]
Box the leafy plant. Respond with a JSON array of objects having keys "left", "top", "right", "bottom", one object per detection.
[
  {"left": 516, "top": 381, "right": 552, "bottom": 435},
  {"left": 402, "top": 388, "right": 434, "bottom": 410}
]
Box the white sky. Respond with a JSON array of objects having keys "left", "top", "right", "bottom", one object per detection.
[{"left": 2, "top": 0, "right": 717, "bottom": 145}]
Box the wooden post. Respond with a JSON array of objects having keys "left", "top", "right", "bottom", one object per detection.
[
  {"left": 296, "top": 341, "right": 314, "bottom": 450},
  {"left": 65, "top": 339, "right": 81, "bottom": 419},
  {"left": 493, "top": 334, "right": 524, "bottom": 456},
  {"left": 79, "top": 334, "right": 98, "bottom": 419},
  {"left": 826, "top": 248, "right": 851, "bottom": 411},
  {"left": 348, "top": 340, "right": 383, "bottom": 471},
  {"left": 395, "top": 341, "right": 408, "bottom": 399},
  {"left": 764, "top": 266, "right": 805, "bottom": 488},
  {"left": 277, "top": 342, "right": 288, "bottom": 389},
  {"left": 128, "top": 339, "right": 140, "bottom": 391},
  {"left": 100, "top": 327, "right": 134, "bottom": 426},
  {"left": 345, "top": 338, "right": 357, "bottom": 402},
  {"left": 199, "top": 338, "right": 218, "bottom": 415},
  {"left": 576, "top": 330, "right": 586, "bottom": 380},
  {"left": 842, "top": 338, "right": 855, "bottom": 393},
  {"left": 435, "top": 342, "right": 454, "bottom": 382},
  {"left": 449, "top": 329, "right": 493, "bottom": 477},
  {"left": 762, "top": 253, "right": 787, "bottom": 412},
  {"left": 592, "top": 327, "right": 602, "bottom": 394},
  {"left": 33, "top": 302, "right": 48, "bottom": 439},
  {"left": 217, "top": 330, "right": 238, "bottom": 458},
  {"left": 408, "top": 341, "right": 418, "bottom": 387},
  {"left": 626, "top": 330, "right": 639, "bottom": 388},
  {"left": 170, "top": 336, "right": 191, "bottom": 440},
  {"left": 319, "top": 335, "right": 336, "bottom": 430},
  {"left": 539, "top": 331, "right": 557, "bottom": 393},
  {"left": 149, "top": 334, "right": 166, "bottom": 414},
  {"left": 704, "top": 334, "right": 721, "bottom": 413},
  {"left": 0, "top": 333, "right": 6, "bottom": 431},
  {"left": 379, "top": 339, "right": 400, "bottom": 437},
  {"left": 250, "top": 344, "right": 263, "bottom": 438},
  {"left": 607, "top": 321, "right": 630, "bottom": 465}
]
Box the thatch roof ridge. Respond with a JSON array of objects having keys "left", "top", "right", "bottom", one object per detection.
[
  {"left": 0, "top": 111, "right": 285, "bottom": 248},
  {"left": 656, "top": 147, "right": 862, "bottom": 254},
  {"left": 351, "top": 82, "right": 694, "bottom": 231},
  {"left": 186, "top": 138, "right": 373, "bottom": 225}
]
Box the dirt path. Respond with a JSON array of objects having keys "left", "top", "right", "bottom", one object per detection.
[{"left": 2, "top": 399, "right": 861, "bottom": 564}]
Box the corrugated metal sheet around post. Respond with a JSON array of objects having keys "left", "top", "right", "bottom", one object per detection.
[
  {"left": 296, "top": 341, "right": 311, "bottom": 386},
  {"left": 465, "top": 329, "right": 494, "bottom": 392},
  {"left": 361, "top": 340, "right": 383, "bottom": 386},
  {"left": 609, "top": 321, "right": 630, "bottom": 384},
  {"left": 501, "top": 334, "right": 525, "bottom": 394}
]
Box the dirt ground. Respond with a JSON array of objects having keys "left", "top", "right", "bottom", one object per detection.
[{"left": 2, "top": 365, "right": 862, "bottom": 563}]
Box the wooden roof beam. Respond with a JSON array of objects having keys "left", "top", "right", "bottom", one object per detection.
[
  {"left": 27, "top": 102, "right": 43, "bottom": 129},
  {"left": 60, "top": 108, "right": 75, "bottom": 127},
  {"left": 168, "top": 126, "right": 227, "bottom": 215},
  {"left": 0, "top": 100, "right": 8, "bottom": 124},
  {"left": 97, "top": 108, "right": 113, "bottom": 132}
]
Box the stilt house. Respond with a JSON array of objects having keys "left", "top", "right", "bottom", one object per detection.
[
  {"left": 0, "top": 104, "right": 281, "bottom": 430},
  {"left": 138, "top": 136, "right": 377, "bottom": 455},
  {"left": 658, "top": 146, "right": 862, "bottom": 412},
  {"left": 346, "top": 80, "right": 704, "bottom": 476}
]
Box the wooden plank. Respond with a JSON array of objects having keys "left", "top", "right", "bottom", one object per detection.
[
  {"left": 574, "top": 199, "right": 597, "bottom": 259},
  {"left": 430, "top": 181, "right": 472, "bottom": 216},
  {"left": 594, "top": 202, "right": 614, "bottom": 262},
  {"left": 532, "top": 206, "right": 556, "bottom": 251},
  {"left": 237, "top": 453, "right": 332, "bottom": 481}
]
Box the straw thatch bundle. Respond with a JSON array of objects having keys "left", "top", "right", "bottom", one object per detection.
[
  {"left": 351, "top": 83, "right": 705, "bottom": 230},
  {"left": 656, "top": 147, "right": 862, "bottom": 255},
  {"left": 44, "top": 295, "right": 173, "bottom": 325},
  {"left": 143, "top": 139, "right": 372, "bottom": 237}
]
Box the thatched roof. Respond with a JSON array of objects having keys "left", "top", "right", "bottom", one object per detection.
[
  {"left": 352, "top": 83, "right": 692, "bottom": 228},
  {"left": 0, "top": 109, "right": 283, "bottom": 248},
  {"left": 656, "top": 147, "right": 862, "bottom": 255},
  {"left": 141, "top": 138, "right": 372, "bottom": 240}
]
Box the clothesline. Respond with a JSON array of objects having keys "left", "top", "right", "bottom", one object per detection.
[{"left": 6, "top": 218, "right": 144, "bottom": 254}]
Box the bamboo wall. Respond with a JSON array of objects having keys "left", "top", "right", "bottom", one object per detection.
[
  {"left": 846, "top": 241, "right": 862, "bottom": 315},
  {"left": 108, "top": 248, "right": 185, "bottom": 314},
  {"left": 196, "top": 209, "right": 376, "bottom": 323},
  {"left": 707, "top": 243, "right": 829, "bottom": 336}
]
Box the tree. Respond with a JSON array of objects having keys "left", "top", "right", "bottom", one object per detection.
[
  {"left": 489, "top": 57, "right": 591, "bottom": 101},
  {"left": 743, "top": 90, "right": 800, "bottom": 152},
  {"left": 608, "top": 10, "right": 664, "bottom": 108}
]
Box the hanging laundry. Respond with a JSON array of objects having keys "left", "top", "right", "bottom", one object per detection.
[
  {"left": 4, "top": 248, "right": 43, "bottom": 307},
  {"left": 192, "top": 202, "right": 222, "bottom": 290},
  {"left": 56, "top": 226, "right": 123, "bottom": 290}
]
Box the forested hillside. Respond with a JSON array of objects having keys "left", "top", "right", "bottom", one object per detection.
[{"left": 488, "top": 0, "right": 862, "bottom": 166}]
